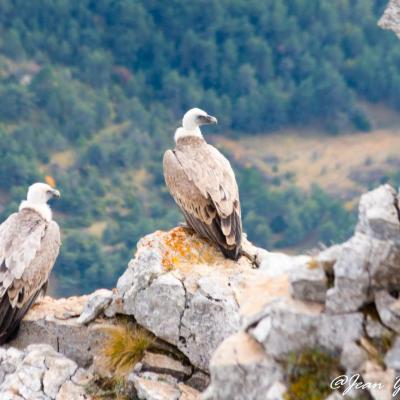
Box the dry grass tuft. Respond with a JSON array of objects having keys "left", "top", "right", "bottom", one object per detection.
[{"left": 101, "top": 323, "right": 155, "bottom": 375}]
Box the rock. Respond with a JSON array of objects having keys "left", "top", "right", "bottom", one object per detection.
[
  {"left": 141, "top": 352, "right": 192, "bottom": 380},
  {"left": 248, "top": 297, "right": 322, "bottom": 358},
  {"left": 265, "top": 381, "right": 287, "bottom": 400},
  {"left": 289, "top": 262, "right": 327, "bottom": 303},
  {"left": 258, "top": 250, "right": 312, "bottom": 277},
  {"left": 248, "top": 296, "right": 363, "bottom": 359},
  {"left": 379, "top": 0, "right": 400, "bottom": 39},
  {"left": 325, "top": 392, "right": 345, "bottom": 400},
  {"left": 0, "top": 344, "right": 93, "bottom": 400},
  {"left": 326, "top": 236, "right": 400, "bottom": 314},
  {"left": 178, "top": 383, "right": 200, "bottom": 400},
  {"left": 9, "top": 296, "right": 109, "bottom": 367},
  {"left": 77, "top": 289, "right": 113, "bottom": 324},
  {"left": 202, "top": 332, "right": 283, "bottom": 400},
  {"left": 131, "top": 375, "right": 181, "bottom": 400},
  {"left": 318, "top": 313, "right": 364, "bottom": 353},
  {"left": 315, "top": 244, "right": 343, "bottom": 275},
  {"left": 365, "top": 315, "right": 392, "bottom": 339},
  {"left": 43, "top": 353, "right": 78, "bottom": 398},
  {"left": 340, "top": 342, "right": 368, "bottom": 372},
  {"left": 325, "top": 233, "right": 372, "bottom": 314},
  {"left": 384, "top": 337, "right": 400, "bottom": 371},
  {"left": 56, "top": 381, "right": 88, "bottom": 400},
  {"left": 185, "top": 371, "right": 210, "bottom": 392},
  {"left": 375, "top": 291, "right": 400, "bottom": 334},
  {"left": 356, "top": 185, "right": 400, "bottom": 244},
  {"left": 117, "top": 227, "right": 305, "bottom": 370},
  {"left": 361, "top": 361, "right": 395, "bottom": 400},
  {"left": 326, "top": 185, "right": 400, "bottom": 314}
]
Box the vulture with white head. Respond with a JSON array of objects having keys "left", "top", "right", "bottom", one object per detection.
[
  {"left": 0, "top": 182, "right": 61, "bottom": 344},
  {"left": 163, "top": 108, "right": 242, "bottom": 260}
]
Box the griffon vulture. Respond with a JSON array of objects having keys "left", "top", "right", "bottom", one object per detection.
[
  {"left": 0, "top": 182, "right": 61, "bottom": 344},
  {"left": 163, "top": 108, "right": 242, "bottom": 260}
]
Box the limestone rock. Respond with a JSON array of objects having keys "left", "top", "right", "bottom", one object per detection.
[
  {"left": 379, "top": 0, "right": 400, "bottom": 39},
  {"left": 0, "top": 344, "right": 93, "bottom": 400},
  {"left": 315, "top": 244, "right": 343, "bottom": 275},
  {"left": 326, "top": 232, "right": 400, "bottom": 314},
  {"left": 185, "top": 371, "right": 210, "bottom": 392},
  {"left": 361, "top": 361, "right": 395, "bottom": 400},
  {"left": 9, "top": 296, "right": 108, "bottom": 367},
  {"left": 384, "top": 337, "right": 400, "bottom": 371},
  {"left": 340, "top": 342, "right": 368, "bottom": 372},
  {"left": 248, "top": 296, "right": 363, "bottom": 359},
  {"left": 325, "top": 233, "right": 372, "bottom": 314},
  {"left": 133, "top": 376, "right": 179, "bottom": 400},
  {"left": 202, "top": 332, "right": 283, "bottom": 400},
  {"left": 375, "top": 291, "right": 400, "bottom": 334},
  {"left": 116, "top": 227, "right": 304, "bottom": 370},
  {"left": 130, "top": 373, "right": 192, "bottom": 400},
  {"left": 77, "top": 289, "right": 113, "bottom": 324},
  {"left": 365, "top": 315, "right": 392, "bottom": 339},
  {"left": 356, "top": 184, "right": 400, "bottom": 244},
  {"left": 258, "top": 250, "right": 311, "bottom": 277},
  {"left": 141, "top": 352, "right": 192, "bottom": 380},
  {"left": 289, "top": 261, "right": 327, "bottom": 303},
  {"left": 265, "top": 381, "right": 287, "bottom": 400}
]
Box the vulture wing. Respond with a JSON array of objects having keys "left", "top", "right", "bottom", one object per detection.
[
  {"left": 0, "top": 209, "right": 60, "bottom": 344},
  {"left": 163, "top": 143, "right": 242, "bottom": 259}
]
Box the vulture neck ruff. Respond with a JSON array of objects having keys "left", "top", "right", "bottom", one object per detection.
[
  {"left": 175, "top": 135, "right": 206, "bottom": 148},
  {"left": 174, "top": 127, "right": 203, "bottom": 143},
  {"left": 19, "top": 201, "right": 52, "bottom": 221}
]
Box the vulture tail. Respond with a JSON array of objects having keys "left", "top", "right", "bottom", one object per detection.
[{"left": 181, "top": 208, "right": 242, "bottom": 261}]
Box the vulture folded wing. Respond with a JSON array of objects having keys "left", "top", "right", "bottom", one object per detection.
[
  {"left": 0, "top": 210, "right": 60, "bottom": 344},
  {"left": 163, "top": 146, "right": 242, "bottom": 259}
]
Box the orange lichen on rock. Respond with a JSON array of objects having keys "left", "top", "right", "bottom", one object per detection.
[{"left": 161, "top": 227, "right": 221, "bottom": 271}]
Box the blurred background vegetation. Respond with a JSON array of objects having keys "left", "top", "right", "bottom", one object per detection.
[{"left": 0, "top": 0, "right": 399, "bottom": 296}]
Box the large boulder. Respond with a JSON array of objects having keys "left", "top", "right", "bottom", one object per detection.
[
  {"left": 201, "top": 332, "right": 283, "bottom": 400},
  {"left": 326, "top": 185, "right": 400, "bottom": 314},
  {"left": 9, "top": 295, "right": 108, "bottom": 368},
  {"left": 114, "top": 227, "right": 312, "bottom": 370}
]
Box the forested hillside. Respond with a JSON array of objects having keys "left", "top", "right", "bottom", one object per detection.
[{"left": 0, "top": 0, "right": 399, "bottom": 296}]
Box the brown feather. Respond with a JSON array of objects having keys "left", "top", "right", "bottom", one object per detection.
[
  {"left": 0, "top": 208, "right": 60, "bottom": 343},
  {"left": 163, "top": 136, "right": 242, "bottom": 259}
]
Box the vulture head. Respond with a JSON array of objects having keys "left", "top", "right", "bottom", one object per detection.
[
  {"left": 27, "top": 183, "right": 61, "bottom": 204},
  {"left": 175, "top": 108, "right": 218, "bottom": 142},
  {"left": 182, "top": 108, "right": 218, "bottom": 130}
]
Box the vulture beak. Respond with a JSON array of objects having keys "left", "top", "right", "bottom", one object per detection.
[
  {"left": 198, "top": 115, "right": 218, "bottom": 125},
  {"left": 52, "top": 189, "right": 61, "bottom": 199}
]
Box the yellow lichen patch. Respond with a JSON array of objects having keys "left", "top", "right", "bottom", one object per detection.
[
  {"left": 306, "top": 259, "right": 319, "bottom": 270},
  {"left": 161, "top": 227, "right": 222, "bottom": 271}
]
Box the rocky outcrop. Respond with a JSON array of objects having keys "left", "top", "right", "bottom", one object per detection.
[
  {"left": 379, "top": 0, "right": 400, "bottom": 38},
  {"left": 201, "top": 185, "right": 400, "bottom": 400},
  {"left": 1, "top": 184, "right": 400, "bottom": 400},
  {"left": 0, "top": 344, "right": 92, "bottom": 400},
  {"left": 113, "top": 226, "right": 315, "bottom": 370},
  {"left": 8, "top": 294, "right": 108, "bottom": 368}
]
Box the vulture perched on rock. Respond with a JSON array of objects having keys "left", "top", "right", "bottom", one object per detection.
[
  {"left": 0, "top": 182, "right": 61, "bottom": 344},
  {"left": 163, "top": 108, "right": 242, "bottom": 260}
]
